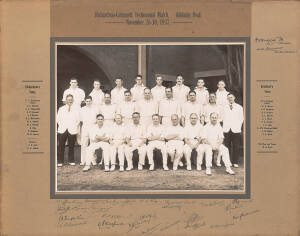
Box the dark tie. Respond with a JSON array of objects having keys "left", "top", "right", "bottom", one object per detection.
[{"left": 230, "top": 104, "right": 233, "bottom": 110}]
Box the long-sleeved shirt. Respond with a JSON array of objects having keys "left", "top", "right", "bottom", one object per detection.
[
  {"left": 57, "top": 104, "right": 80, "bottom": 134},
  {"left": 223, "top": 103, "right": 244, "bottom": 133}
]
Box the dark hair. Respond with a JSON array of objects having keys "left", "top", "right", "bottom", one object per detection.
[
  {"left": 85, "top": 96, "right": 92, "bottom": 100},
  {"left": 136, "top": 74, "right": 142, "bottom": 79},
  {"left": 176, "top": 74, "right": 183, "bottom": 78},
  {"left": 132, "top": 112, "right": 140, "bottom": 117},
  {"left": 189, "top": 90, "right": 196, "bottom": 95},
  {"left": 115, "top": 77, "right": 123, "bottom": 81},
  {"left": 66, "top": 94, "right": 74, "bottom": 99},
  {"left": 96, "top": 114, "right": 104, "bottom": 119},
  {"left": 124, "top": 90, "right": 131, "bottom": 95},
  {"left": 165, "top": 87, "right": 173, "bottom": 92},
  {"left": 93, "top": 79, "right": 101, "bottom": 83},
  {"left": 209, "top": 92, "right": 216, "bottom": 96}
]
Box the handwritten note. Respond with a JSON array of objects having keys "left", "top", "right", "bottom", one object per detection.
[
  {"left": 255, "top": 36, "right": 298, "bottom": 54},
  {"left": 56, "top": 199, "right": 260, "bottom": 234}
]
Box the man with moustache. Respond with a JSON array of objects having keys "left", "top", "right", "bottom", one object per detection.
[{"left": 172, "top": 74, "right": 190, "bottom": 105}]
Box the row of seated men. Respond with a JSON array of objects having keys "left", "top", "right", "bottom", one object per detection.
[{"left": 57, "top": 74, "right": 244, "bottom": 175}]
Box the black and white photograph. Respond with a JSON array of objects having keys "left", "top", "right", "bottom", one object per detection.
[{"left": 54, "top": 41, "right": 248, "bottom": 193}]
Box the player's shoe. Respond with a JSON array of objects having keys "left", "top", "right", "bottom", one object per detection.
[
  {"left": 110, "top": 165, "right": 115, "bottom": 171},
  {"left": 206, "top": 168, "right": 212, "bottom": 176},
  {"left": 163, "top": 166, "right": 169, "bottom": 171},
  {"left": 69, "top": 162, "right": 76, "bottom": 166},
  {"left": 83, "top": 165, "right": 90, "bottom": 172},
  {"left": 226, "top": 167, "right": 235, "bottom": 175},
  {"left": 149, "top": 164, "right": 154, "bottom": 171},
  {"left": 119, "top": 166, "right": 124, "bottom": 172},
  {"left": 233, "top": 164, "right": 239, "bottom": 168},
  {"left": 57, "top": 163, "right": 63, "bottom": 167},
  {"left": 138, "top": 164, "right": 143, "bottom": 170}
]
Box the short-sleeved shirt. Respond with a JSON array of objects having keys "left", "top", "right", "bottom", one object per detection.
[
  {"left": 62, "top": 87, "right": 85, "bottom": 107},
  {"left": 202, "top": 123, "right": 224, "bottom": 147},
  {"left": 164, "top": 125, "right": 184, "bottom": 141}
]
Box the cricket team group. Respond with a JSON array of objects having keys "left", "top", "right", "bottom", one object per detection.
[{"left": 57, "top": 74, "right": 244, "bottom": 176}]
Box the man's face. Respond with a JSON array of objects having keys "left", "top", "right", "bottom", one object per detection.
[
  {"left": 209, "top": 94, "right": 216, "bottom": 104},
  {"left": 104, "top": 94, "right": 111, "bottom": 104},
  {"left": 190, "top": 114, "right": 198, "bottom": 125},
  {"left": 217, "top": 81, "right": 225, "bottom": 90},
  {"left": 144, "top": 89, "right": 151, "bottom": 100},
  {"left": 115, "top": 114, "right": 122, "bottom": 125},
  {"left": 132, "top": 114, "right": 140, "bottom": 125},
  {"left": 227, "top": 94, "right": 235, "bottom": 104},
  {"left": 152, "top": 115, "right": 160, "bottom": 125},
  {"left": 124, "top": 92, "right": 132, "bottom": 102},
  {"left": 66, "top": 96, "right": 73, "bottom": 106},
  {"left": 96, "top": 116, "right": 104, "bottom": 127},
  {"left": 165, "top": 88, "right": 173, "bottom": 99},
  {"left": 197, "top": 80, "right": 204, "bottom": 88},
  {"left": 136, "top": 77, "right": 143, "bottom": 85},
  {"left": 115, "top": 79, "right": 123, "bottom": 87},
  {"left": 156, "top": 76, "right": 163, "bottom": 86},
  {"left": 210, "top": 113, "right": 218, "bottom": 125},
  {"left": 171, "top": 114, "right": 179, "bottom": 126},
  {"left": 189, "top": 92, "right": 196, "bottom": 102},
  {"left": 85, "top": 98, "right": 92, "bottom": 107},
  {"left": 176, "top": 76, "right": 184, "bottom": 85},
  {"left": 70, "top": 80, "right": 78, "bottom": 88},
  {"left": 94, "top": 81, "right": 101, "bottom": 90}
]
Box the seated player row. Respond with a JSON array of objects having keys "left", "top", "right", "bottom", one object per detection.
[{"left": 62, "top": 74, "right": 231, "bottom": 110}]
